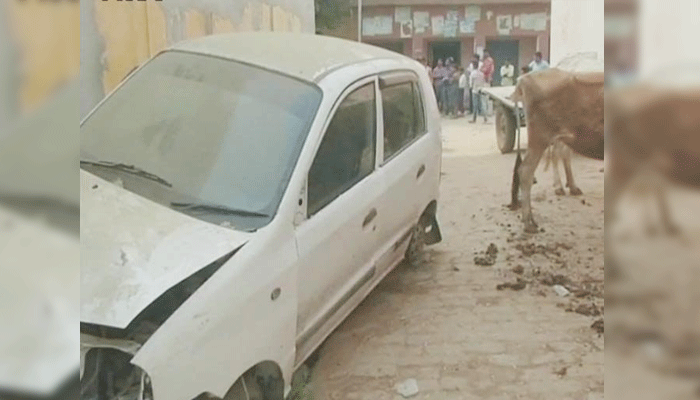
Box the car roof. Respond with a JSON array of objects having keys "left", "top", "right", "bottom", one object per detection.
[{"left": 171, "top": 32, "right": 413, "bottom": 83}]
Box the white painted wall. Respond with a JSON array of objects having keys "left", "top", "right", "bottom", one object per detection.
[
  {"left": 549, "top": 0, "right": 604, "bottom": 67},
  {"left": 638, "top": 0, "right": 700, "bottom": 80}
]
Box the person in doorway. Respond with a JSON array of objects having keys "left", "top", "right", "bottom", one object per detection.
[
  {"left": 447, "top": 63, "right": 461, "bottom": 117},
  {"left": 432, "top": 59, "right": 447, "bottom": 113},
  {"left": 500, "top": 60, "right": 515, "bottom": 86},
  {"left": 458, "top": 66, "right": 467, "bottom": 116},
  {"left": 469, "top": 60, "right": 487, "bottom": 123},
  {"left": 528, "top": 51, "right": 550, "bottom": 72},
  {"left": 481, "top": 50, "right": 495, "bottom": 85}
]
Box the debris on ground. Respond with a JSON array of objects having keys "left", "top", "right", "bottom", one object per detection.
[
  {"left": 565, "top": 302, "right": 602, "bottom": 317},
  {"left": 515, "top": 242, "right": 572, "bottom": 257},
  {"left": 395, "top": 378, "right": 419, "bottom": 398},
  {"left": 474, "top": 243, "right": 499, "bottom": 266},
  {"left": 554, "top": 366, "right": 568, "bottom": 377},
  {"left": 539, "top": 273, "right": 571, "bottom": 287},
  {"left": 512, "top": 265, "right": 525, "bottom": 275},
  {"left": 591, "top": 319, "right": 604, "bottom": 335},
  {"left": 553, "top": 285, "right": 571, "bottom": 297},
  {"left": 497, "top": 278, "right": 527, "bottom": 291}
]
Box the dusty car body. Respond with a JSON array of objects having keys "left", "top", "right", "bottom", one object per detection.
[{"left": 80, "top": 32, "right": 442, "bottom": 400}]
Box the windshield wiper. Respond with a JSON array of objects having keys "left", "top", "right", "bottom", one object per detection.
[
  {"left": 170, "top": 202, "right": 269, "bottom": 217},
  {"left": 80, "top": 160, "right": 172, "bottom": 187}
]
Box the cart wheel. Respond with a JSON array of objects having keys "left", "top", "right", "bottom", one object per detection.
[{"left": 495, "top": 105, "right": 516, "bottom": 154}]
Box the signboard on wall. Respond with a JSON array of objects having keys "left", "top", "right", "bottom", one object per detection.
[
  {"left": 459, "top": 18, "right": 475, "bottom": 34},
  {"left": 444, "top": 11, "right": 458, "bottom": 37},
  {"left": 362, "top": 16, "right": 394, "bottom": 36},
  {"left": 497, "top": 15, "right": 512, "bottom": 35},
  {"left": 400, "top": 20, "right": 413, "bottom": 38},
  {"left": 413, "top": 11, "right": 430, "bottom": 33},
  {"left": 520, "top": 12, "right": 547, "bottom": 31},
  {"left": 431, "top": 16, "right": 444, "bottom": 36},
  {"left": 465, "top": 5, "right": 481, "bottom": 21},
  {"left": 395, "top": 7, "right": 411, "bottom": 23}
]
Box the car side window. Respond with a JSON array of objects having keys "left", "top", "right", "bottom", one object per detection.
[
  {"left": 381, "top": 80, "right": 426, "bottom": 161},
  {"left": 307, "top": 82, "right": 376, "bottom": 217}
]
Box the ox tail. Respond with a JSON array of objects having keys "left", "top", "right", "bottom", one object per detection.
[{"left": 510, "top": 150, "right": 522, "bottom": 209}]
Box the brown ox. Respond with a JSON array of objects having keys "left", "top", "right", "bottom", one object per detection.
[
  {"left": 606, "top": 85, "right": 700, "bottom": 234},
  {"left": 509, "top": 68, "right": 604, "bottom": 233}
]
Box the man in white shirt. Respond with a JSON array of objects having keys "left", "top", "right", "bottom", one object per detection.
[
  {"left": 500, "top": 60, "right": 515, "bottom": 86},
  {"left": 466, "top": 54, "right": 482, "bottom": 115},
  {"left": 458, "top": 67, "right": 467, "bottom": 116},
  {"left": 528, "top": 52, "right": 550, "bottom": 72},
  {"left": 468, "top": 61, "right": 487, "bottom": 123}
]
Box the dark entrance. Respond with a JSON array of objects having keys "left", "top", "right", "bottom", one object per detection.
[
  {"left": 430, "top": 41, "right": 461, "bottom": 67},
  {"left": 371, "top": 41, "right": 405, "bottom": 55},
  {"left": 485, "top": 39, "right": 520, "bottom": 86}
]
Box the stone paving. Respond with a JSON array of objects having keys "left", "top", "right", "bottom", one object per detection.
[{"left": 304, "top": 117, "right": 605, "bottom": 400}]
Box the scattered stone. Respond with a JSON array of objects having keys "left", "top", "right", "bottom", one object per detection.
[
  {"left": 566, "top": 302, "right": 601, "bottom": 317},
  {"left": 512, "top": 265, "right": 524, "bottom": 275},
  {"left": 497, "top": 278, "right": 527, "bottom": 291},
  {"left": 591, "top": 319, "right": 604, "bottom": 335},
  {"left": 539, "top": 273, "right": 571, "bottom": 287},
  {"left": 554, "top": 366, "right": 568, "bottom": 377},
  {"left": 581, "top": 199, "right": 586, "bottom": 205},
  {"left": 453, "top": 266, "right": 460, "bottom": 271},
  {"left": 474, "top": 243, "right": 498, "bottom": 266},
  {"left": 553, "top": 285, "right": 571, "bottom": 297},
  {"left": 395, "top": 378, "right": 419, "bottom": 398}
]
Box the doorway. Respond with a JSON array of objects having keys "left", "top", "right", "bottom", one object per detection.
[
  {"left": 430, "top": 41, "right": 461, "bottom": 67},
  {"left": 485, "top": 39, "right": 520, "bottom": 85}
]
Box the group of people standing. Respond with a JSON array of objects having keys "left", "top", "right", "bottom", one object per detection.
[{"left": 419, "top": 51, "right": 550, "bottom": 123}]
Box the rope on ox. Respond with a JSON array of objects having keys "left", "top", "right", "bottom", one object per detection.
[{"left": 509, "top": 98, "right": 523, "bottom": 210}]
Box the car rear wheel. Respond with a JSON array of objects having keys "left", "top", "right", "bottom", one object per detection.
[{"left": 495, "top": 105, "right": 516, "bottom": 154}]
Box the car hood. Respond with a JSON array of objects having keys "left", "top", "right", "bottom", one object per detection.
[{"left": 81, "top": 170, "right": 252, "bottom": 329}]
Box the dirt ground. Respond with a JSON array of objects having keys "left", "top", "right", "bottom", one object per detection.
[{"left": 298, "top": 116, "right": 605, "bottom": 400}]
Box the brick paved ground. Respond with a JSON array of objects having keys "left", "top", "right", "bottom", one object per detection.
[{"left": 302, "top": 118, "right": 605, "bottom": 400}]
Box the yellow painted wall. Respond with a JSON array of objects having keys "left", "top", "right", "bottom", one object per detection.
[
  {"left": 6, "top": 0, "right": 79, "bottom": 114},
  {"left": 3, "top": 0, "right": 308, "bottom": 116}
]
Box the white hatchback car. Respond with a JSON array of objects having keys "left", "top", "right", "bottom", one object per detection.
[{"left": 80, "top": 32, "right": 442, "bottom": 400}]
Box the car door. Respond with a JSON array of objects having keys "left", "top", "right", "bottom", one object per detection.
[
  {"left": 374, "top": 71, "right": 433, "bottom": 273},
  {"left": 294, "top": 77, "right": 384, "bottom": 361}
]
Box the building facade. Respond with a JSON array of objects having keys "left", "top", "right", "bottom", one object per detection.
[{"left": 322, "top": 0, "right": 551, "bottom": 84}]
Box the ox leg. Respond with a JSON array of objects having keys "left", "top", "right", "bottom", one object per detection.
[
  {"left": 562, "top": 144, "right": 583, "bottom": 196},
  {"left": 551, "top": 143, "right": 566, "bottom": 196},
  {"left": 519, "top": 145, "right": 547, "bottom": 233},
  {"left": 655, "top": 175, "right": 681, "bottom": 235}
]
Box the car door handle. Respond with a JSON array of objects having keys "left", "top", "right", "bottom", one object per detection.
[
  {"left": 362, "top": 208, "right": 377, "bottom": 228},
  {"left": 417, "top": 164, "right": 426, "bottom": 179}
]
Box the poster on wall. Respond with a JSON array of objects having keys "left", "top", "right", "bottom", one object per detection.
[
  {"left": 520, "top": 12, "right": 547, "bottom": 31},
  {"left": 465, "top": 5, "right": 481, "bottom": 21},
  {"left": 400, "top": 20, "right": 413, "bottom": 38},
  {"left": 513, "top": 15, "right": 520, "bottom": 28},
  {"left": 444, "top": 11, "right": 458, "bottom": 37},
  {"left": 497, "top": 15, "right": 512, "bottom": 35},
  {"left": 413, "top": 11, "right": 430, "bottom": 33},
  {"left": 362, "top": 16, "right": 394, "bottom": 36},
  {"left": 431, "top": 16, "right": 444, "bottom": 36},
  {"left": 376, "top": 16, "right": 394, "bottom": 35},
  {"left": 395, "top": 7, "right": 411, "bottom": 23},
  {"left": 459, "top": 18, "right": 475, "bottom": 34}
]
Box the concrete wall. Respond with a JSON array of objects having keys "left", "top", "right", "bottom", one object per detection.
[
  {"left": 549, "top": 0, "right": 604, "bottom": 67},
  {"left": 81, "top": 0, "right": 315, "bottom": 118}
]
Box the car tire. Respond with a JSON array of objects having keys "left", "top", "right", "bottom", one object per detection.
[
  {"left": 405, "top": 222, "right": 427, "bottom": 266},
  {"left": 495, "top": 105, "right": 516, "bottom": 154}
]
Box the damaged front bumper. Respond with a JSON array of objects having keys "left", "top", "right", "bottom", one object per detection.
[{"left": 80, "top": 334, "right": 153, "bottom": 400}]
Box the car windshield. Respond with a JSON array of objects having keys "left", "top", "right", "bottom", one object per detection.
[{"left": 81, "top": 51, "right": 322, "bottom": 231}]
